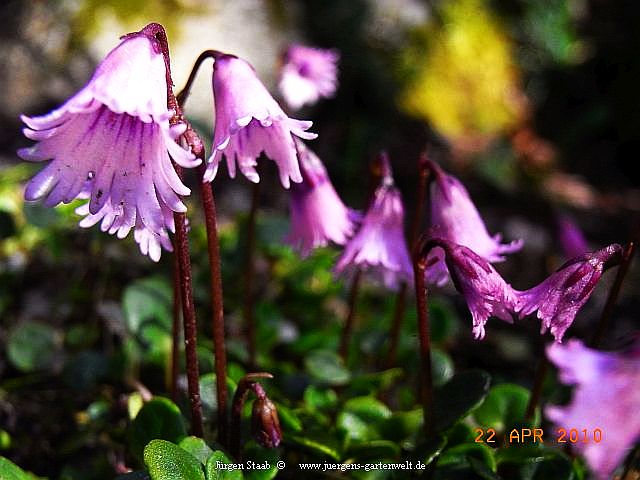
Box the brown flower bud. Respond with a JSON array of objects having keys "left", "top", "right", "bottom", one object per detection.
[{"left": 251, "top": 395, "right": 282, "bottom": 448}]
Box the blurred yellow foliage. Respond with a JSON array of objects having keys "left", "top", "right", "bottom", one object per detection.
[{"left": 399, "top": 0, "right": 525, "bottom": 141}]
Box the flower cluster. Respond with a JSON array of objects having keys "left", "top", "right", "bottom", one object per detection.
[
  {"left": 418, "top": 160, "right": 621, "bottom": 342},
  {"left": 19, "top": 26, "right": 320, "bottom": 260}
]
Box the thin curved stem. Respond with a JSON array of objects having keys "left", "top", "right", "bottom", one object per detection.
[
  {"left": 198, "top": 168, "right": 229, "bottom": 446},
  {"left": 339, "top": 269, "right": 363, "bottom": 361},
  {"left": 414, "top": 255, "right": 434, "bottom": 437},
  {"left": 590, "top": 241, "right": 636, "bottom": 348},
  {"left": 176, "top": 49, "right": 228, "bottom": 106},
  {"left": 170, "top": 251, "right": 181, "bottom": 401}
]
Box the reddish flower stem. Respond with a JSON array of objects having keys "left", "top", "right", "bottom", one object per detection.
[
  {"left": 339, "top": 269, "right": 363, "bottom": 360},
  {"left": 413, "top": 252, "right": 434, "bottom": 437},
  {"left": 146, "top": 22, "right": 204, "bottom": 437},
  {"left": 173, "top": 206, "right": 204, "bottom": 438},
  {"left": 244, "top": 179, "right": 261, "bottom": 368},
  {"left": 590, "top": 241, "right": 636, "bottom": 348},
  {"left": 198, "top": 169, "right": 229, "bottom": 446},
  {"left": 525, "top": 355, "right": 548, "bottom": 421},
  {"left": 386, "top": 152, "right": 431, "bottom": 368},
  {"left": 171, "top": 251, "right": 181, "bottom": 402},
  {"left": 176, "top": 48, "right": 232, "bottom": 445}
]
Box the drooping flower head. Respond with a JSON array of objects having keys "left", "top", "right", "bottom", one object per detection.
[
  {"left": 18, "top": 23, "right": 198, "bottom": 261},
  {"left": 285, "top": 139, "right": 359, "bottom": 256},
  {"left": 422, "top": 236, "right": 519, "bottom": 339},
  {"left": 278, "top": 44, "right": 339, "bottom": 110},
  {"left": 334, "top": 154, "right": 412, "bottom": 290},
  {"left": 546, "top": 339, "right": 640, "bottom": 479},
  {"left": 205, "top": 54, "right": 317, "bottom": 188},
  {"left": 425, "top": 159, "right": 522, "bottom": 285},
  {"left": 557, "top": 214, "right": 589, "bottom": 260},
  {"left": 518, "top": 244, "right": 622, "bottom": 342}
]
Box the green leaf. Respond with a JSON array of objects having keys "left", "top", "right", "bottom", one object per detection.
[
  {"left": 179, "top": 437, "right": 214, "bottom": 465},
  {"left": 347, "top": 368, "right": 403, "bottom": 396},
  {"left": 431, "top": 348, "right": 455, "bottom": 387},
  {"left": 434, "top": 370, "right": 491, "bottom": 432},
  {"left": 474, "top": 384, "right": 533, "bottom": 432},
  {"left": 496, "top": 445, "right": 575, "bottom": 480},
  {"left": 303, "top": 385, "right": 338, "bottom": 412},
  {"left": 7, "top": 321, "right": 59, "bottom": 372},
  {"left": 243, "top": 443, "right": 280, "bottom": 480},
  {"left": 347, "top": 440, "right": 400, "bottom": 461},
  {"left": 144, "top": 439, "right": 205, "bottom": 480},
  {"left": 0, "top": 456, "right": 43, "bottom": 480},
  {"left": 439, "top": 443, "right": 497, "bottom": 472},
  {"left": 199, "top": 373, "right": 237, "bottom": 422},
  {"left": 429, "top": 298, "right": 461, "bottom": 343},
  {"left": 286, "top": 433, "right": 342, "bottom": 460},
  {"left": 304, "top": 350, "right": 351, "bottom": 385},
  {"left": 129, "top": 397, "right": 187, "bottom": 461},
  {"left": 379, "top": 409, "right": 423, "bottom": 445},
  {"left": 275, "top": 404, "right": 303, "bottom": 433},
  {"left": 123, "top": 277, "right": 172, "bottom": 335},
  {"left": 204, "top": 451, "right": 243, "bottom": 480},
  {"left": 337, "top": 397, "right": 392, "bottom": 443}
]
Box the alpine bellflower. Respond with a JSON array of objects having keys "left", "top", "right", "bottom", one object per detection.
[
  {"left": 278, "top": 44, "right": 339, "bottom": 110},
  {"left": 546, "top": 339, "right": 640, "bottom": 479},
  {"left": 426, "top": 159, "right": 522, "bottom": 285},
  {"left": 205, "top": 54, "right": 317, "bottom": 188},
  {"left": 18, "top": 27, "right": 198, "bottom": 261},
  {"left": 518, "top": 244, "right": 622, "bottom": 342},
  {"left": 425, "top": 237, "right": 519, "bottom": 339},
  {"left": 334, "top": 155, "right": 412, "bottom": 290},
  {"left": 285, "top": 140, "right": 359, "bottom": 256}
]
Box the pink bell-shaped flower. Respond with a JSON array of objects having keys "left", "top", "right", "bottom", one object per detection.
[
  {"left": 334, "top": 154, "right": 412, "bottom": 290},
  {"left": 205, "top": 54, "right": 317, "bottom": 188},
  {"left": 18, "top": 25, "right": 198, "bottom": 261},
  {"left": 518, "top": 244, "right": 622, "bottom": 342},
  {"left": 285, "top": 140, "right": 359, "bottom": 256},
  {"left": 546, "top": 339, "right": 640, "bottom": 479},
  {"left": 426, "top": 160, "right": 522, "bottom": 285},
  {"left": 278, "top": 44, "right": 339, "bottom": 110},
  {"left": 425, "top": 237, "right": 519, "bottom": 339}
]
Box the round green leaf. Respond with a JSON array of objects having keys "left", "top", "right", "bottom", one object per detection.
[
  {"left": 123, "top": 277, "right": 172, "bottom": 335},
  {"left": 179, "top": 437, "right": 214, "bottom": 465},
  {"left": 439, "top": 443, "right": 497, "bottom": 472},
  {"left": 434, "top": 370, "right": 491, "bottom": 432},
  {"left": 205, "top": 451, "right": 243, "bottom": 480},
  {"left": 474, "top": 384, "right": 532, "bottom": 432},
  {"left": 0, "top": 456, "right": 42, "bottom": 480},
  {"left": 144, "top": 439, "right": 205, "bottom": 480},
  {"left": 130, "top": 398, "right": 187, "bottom": 461},
  {"left": 337, "top": 397, "right": 392, "bottom": 443},
  {"left": 304, "top": 350, "right": 351, "bottom": 385},
  {"left": 7, "top": 321, "right": 59, "bottom": 372}
]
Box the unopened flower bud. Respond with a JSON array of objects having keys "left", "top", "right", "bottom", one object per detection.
[{"left": 251, "top": 395, "right": 282, "bottom": 448}]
